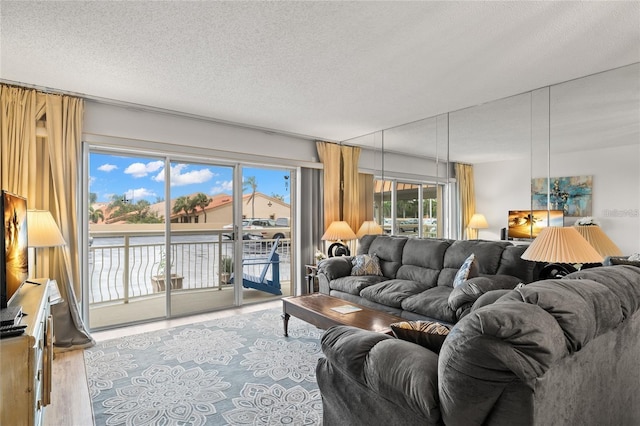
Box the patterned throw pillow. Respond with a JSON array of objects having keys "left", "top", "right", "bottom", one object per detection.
[
  {"left": 390, "top": 320, "right": 451, "bottom": 353},
  {"left": 351, "top": 254, "right": 383, "bottom": 276},
  {"left": 453, "top": 253, "right": 479, "bottom": 288}
]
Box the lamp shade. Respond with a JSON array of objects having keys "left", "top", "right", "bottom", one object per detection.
[
  {"left": 356, "top": 220, "right": 384, "bottom": 238},
  {"left": 574, "top": 225, "right": 622, "bottom": 257},
  {"left": 27, "top": 210, "right": 66, "bottom": 247},
  {"left": 468, "top": 213, "right": 489, "bottom": 229},
  {"left": 322, "top": 221, "right": 356, "bottom": 241},
  {"left": 521, "top": 227, "right": 602, "bottom": 264}
]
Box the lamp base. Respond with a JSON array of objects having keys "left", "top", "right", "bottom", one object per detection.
[
  {"left": 540, "top": 263, "right": 578, "bottom": 279},
  {"left": 327, "top": 242, "right": 350, "bottom": 257}
]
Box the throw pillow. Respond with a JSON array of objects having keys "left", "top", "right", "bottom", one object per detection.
[
  {"left": 453, "top": 253, "right": 479, "bottom": 287},
  {"left": 351, "top": 254, "right": 383, "bottom": 276},
  {"left": 390, "top": 320, "right": 451, "bottom": 354}
]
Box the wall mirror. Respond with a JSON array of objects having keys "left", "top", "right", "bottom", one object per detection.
[
  {"left": 547, "top": 63, "right": 639, "bottom": 254},
  {"left": 349, "top": 63, "right": 638, "bottom": 253}
]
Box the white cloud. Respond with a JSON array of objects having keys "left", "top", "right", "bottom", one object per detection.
[
  {"left": 124, "top": 188, "right": 157, "bottom": 201},
  {"left": 210, "top": 180, "right": 233, "bottom": 194},
  {"left": 153, "top": 163, "right": 214, "bottom": 186},
  {"left": 98, "top": 163, "right": 118, "bottom": 172},
  {"left": 125, "top": 161, "right": 164, "bottom": 178}
]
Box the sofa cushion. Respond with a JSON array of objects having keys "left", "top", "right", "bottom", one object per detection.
[
  {"left": 564, "top": 265, "right": 640, "bottom": 319},
  {"left": 496, "top": 244, "right": 538, "bottom": 282},
  {"left": 448, "top": 275, "right": 522, "bottom": 311},
  {"left": 453, "top": 253, "right": 480, "bottom": 287},
  {"left": 444, "top": 240, "right": 509, "bottom": 275},
  {"left": 497, "top": 278, "right": 624, "bottom": 352},
  {"left": 351, "top": 254, "right": 383, "bottom": 276},
  {"left": 401, "top": 286, "right": 457, "bottom": 324},
  {"left": 400, "top": 238, "right": 450, "bottom": 270},
  {"left": 390, "top": 320, "right": 451, "bottom": 353},
  {"left": 330, "top": 275, "right": 388, "bottom": 295},
  {"left": 366, "top": 235, "right": 408, "bottom": 278},
  {"left": 395, "top": 238, "right": 450, "bottom": 286},
  {"left": 360, "top": 279, "right": 432, "bottom": 308}
]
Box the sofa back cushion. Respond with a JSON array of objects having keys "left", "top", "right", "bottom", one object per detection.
[
  {"left": 396, "top": 238, "right": 451, "bottom": 285},
  {"left": 496, "top": 244, "right": 538, "bottom": 282},
  {"left": 360, "top": 235, "right": 408, "bottom": 279},
  {"left": 439, "top": 240, "right": 510, "bottom": 286}
]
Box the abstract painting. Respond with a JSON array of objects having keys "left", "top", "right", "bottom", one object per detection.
[{"left": 531, "top": 175, "right": 593, "bottom": 217}]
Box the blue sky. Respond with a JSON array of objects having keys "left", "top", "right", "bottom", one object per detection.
[{"left": 89, "top": 153, "right": 291, "bottom": 204}]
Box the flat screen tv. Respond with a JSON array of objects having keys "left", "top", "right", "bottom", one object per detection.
[
  {"left": 1, "top": 190, "right": 29, "bottom": 309},
  {"left": 508, "top": 209, "right": 564, "bottom": 240}
]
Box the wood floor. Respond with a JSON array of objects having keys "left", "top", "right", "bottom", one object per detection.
[{"left": 44, "top": 300, "right": 281, "bottom": 426}]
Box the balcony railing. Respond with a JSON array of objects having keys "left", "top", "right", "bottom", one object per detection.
[{"left": 88, "top": 229, "right": 290, "bottom": 305}]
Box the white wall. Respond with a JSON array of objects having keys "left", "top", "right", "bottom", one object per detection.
[
  {"left": 475, "top": 144, "right": 640, "bottom": 255},
  {"left": 474, "top": 156, "right": 531, "bottom": 241}
]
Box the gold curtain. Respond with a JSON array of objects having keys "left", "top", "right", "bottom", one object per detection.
[
  {"left": 358, "top": 173, "right": 374, "bottom": 225},
  {"left": 316, "top": 141, "right": 342, "bottom": 229},
  {"left": 1, "top": 84, "right": 94, "bottom": 351},
  {"left": 341, "top": 145, "right": 361, "bottom": 233},
  {"left": 456, "top": 163, "right": 477, "bottom": 239}
]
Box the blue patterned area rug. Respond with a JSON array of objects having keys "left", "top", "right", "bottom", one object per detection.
[{"left": 85, "top": 308, "right": 324, "bottom": 425}]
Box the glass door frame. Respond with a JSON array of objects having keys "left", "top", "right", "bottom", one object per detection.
[{"left": 82, "top": 143, "right": 298, "bottom": 327}]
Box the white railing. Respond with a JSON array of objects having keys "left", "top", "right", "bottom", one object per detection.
[{"left": 88, "top": 229, "right": 290, "bottom": 305}]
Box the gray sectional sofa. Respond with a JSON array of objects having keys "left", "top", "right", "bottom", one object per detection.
[
  {"left": 317, "top": 234, "right": 541, "bottom": 325},
  {"left": 317, "top": 265, "right": 640, "bottom": 425}
]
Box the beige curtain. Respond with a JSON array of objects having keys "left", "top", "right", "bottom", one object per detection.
[
  {"left": 1, "top": 84, "right": 94, "bottom": 351},
  {"left": 316, "top": 141, "right": 342, "bottom": 229},
  {"left": 456, "top": 163, "right": 477, "bottom": 239},
  {"left": 358, "top": 173, "right": 374, "bottom": 225},
  {"left": 341, "top": 145, "right": 361, "bottom": 233}
]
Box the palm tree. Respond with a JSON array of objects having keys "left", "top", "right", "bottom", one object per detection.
[
  {"left": 192, "top": 192, "right": 211, "bottom": 223},
  {"left": 108, "top": 194, "right": 134, "bottom": 221},
  {"left": 172, "top": 196, "right": 191, "bottom": 223},
  {"left": 243, "top": 176, "right": 258, "bottom": 219},
  {"left": 89, "top": 206, "right": 104, "bottom": 224}
]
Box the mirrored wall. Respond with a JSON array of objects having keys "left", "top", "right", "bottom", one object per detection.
[{"left": 346, "top": 63, "right": 639, "bottom": 254}]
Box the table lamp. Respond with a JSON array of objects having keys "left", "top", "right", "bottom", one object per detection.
[
  {"left": 27, "top": 210, "right": 66, "bottom": 279},
  {"left": 322, "top": 221, "right": 356, "bottom": 257},
  {"left": 468, "top": 213, "right": 489, "bottom": 240},
  {"left": 356, "top": 220, "right": 384, "bottom": 238},
  {"left": 574, "top": 225, "right": 622, "bottom": 258},
  {"left": 521, "top": 226, "right": 603, "bottom": 279}
]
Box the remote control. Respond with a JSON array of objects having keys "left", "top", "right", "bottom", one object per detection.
[
  {"left": 0, "top": 323, "right": 27, "bottom": 332},
  {"left": 0, "top": 328, "right": 26, "bottom": 338}
]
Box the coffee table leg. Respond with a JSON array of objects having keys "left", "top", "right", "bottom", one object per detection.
[{"left": 282, "top": 312, "right": 290, "bottom": 337}]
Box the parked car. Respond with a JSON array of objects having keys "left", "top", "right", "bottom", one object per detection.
[{"left": 222, "top": 218, "right": 290, "bottom": 240}]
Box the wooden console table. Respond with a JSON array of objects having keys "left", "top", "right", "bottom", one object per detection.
[{"left": 0, "top": 278, "right": 52, "bottom": 426}]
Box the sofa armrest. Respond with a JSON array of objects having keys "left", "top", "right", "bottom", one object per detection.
[
  {"left": 320, "top": 325, "right": 441, "bottom": 422},
  {"left": 448, "top": 275, "right": 522, "bottom": 313},
  {"left": 317, "top": 256, "right": 353, "bottom": 293}
]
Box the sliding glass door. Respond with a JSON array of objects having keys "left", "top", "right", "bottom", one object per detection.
[
  {"left": 86, "top": 149, "right": 294, "bottom": 329},
  {"left": 374, "top": 178, "right": 443, "bottom": 238},
  {"left": 168, "top": 160, "right": 238, "bottom": 317},
  {"left": 87, "top": 152, "right": 169, "bottom": 328}
]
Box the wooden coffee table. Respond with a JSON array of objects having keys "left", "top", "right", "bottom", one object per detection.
[{"left": 282, "top": 293, "right": 405, "bottom": 336}]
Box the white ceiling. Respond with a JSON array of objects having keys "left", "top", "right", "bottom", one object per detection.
[{"left": 1, "top": 1, "right": 639, "bottom": 148}]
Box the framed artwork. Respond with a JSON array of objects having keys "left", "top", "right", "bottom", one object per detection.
[{"left": 531, "top": 175, "right": 593, "bottom": 217}]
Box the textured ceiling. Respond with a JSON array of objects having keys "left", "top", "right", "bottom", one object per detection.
[{"left": 1, "top": 1, "right": 639, "bottom": 149}]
